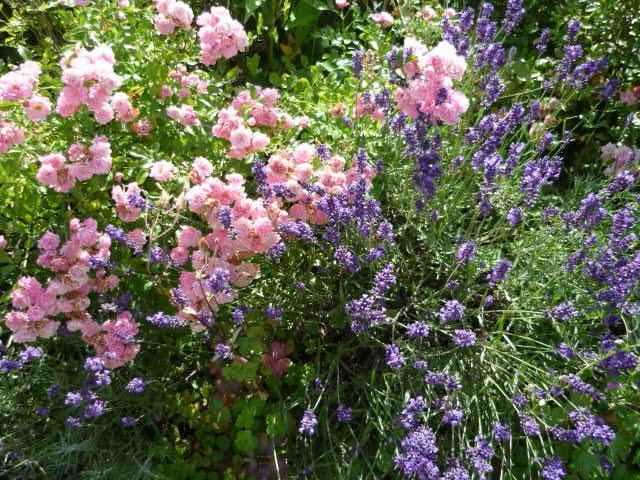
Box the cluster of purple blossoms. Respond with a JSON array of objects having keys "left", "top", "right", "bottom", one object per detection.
[
  {"left": 551, "top": 408, "right": 615, "bottom": 446},
  {"left": 492, "top": 422, "right": 511, "bottom": 441},
  {"left": 466, "top": 436, "right": 494, "bottom": 479},
  {"left": 520, "top": 155, "right": 562, "bottom": 207},
  {"left": 456, "top": 241, "right": 476, "bottom": 264},
  {"left": 63, "top": 357, "right": 112, "bottom": 428},
  {"left": 442, "top": 408, "right": 464, "bottom": 426},
  {"left": 400, "top": 395, "right": 428, "bottom": 430},
  {"left": 334, "top": 245, "right": 361, "bottom": 273},
  {"left": 406, "top": 321, "right": 430, "bottom": 338},
  {"left": 394, "top": 425, "right": 440, "bottom": 480},
  {"left": 385, "top": 344, "right": 405, "bottom": 370},
  {"left": 0, "top": 346, "right": 43, "bottom": 373},
  {"left": 125, "top": 377, "right": 147, "bottom": 394},
  {"left": 546, "top": 301, "right": 579, "bottom": 322},
  {"left": 560, "top": 374, "right": 604, "bottom": 401},
  {"left": 452, "top": 329, "right": 477, "bottom": 347},
  {"left": 440, "top": 299, "right": 465, "bottom": 323},
  {"left": 519, "top": 414, "right": 541, "bottom": 436},
  {"left": 215, "top": 343, "right": 233, "bottom": 360},
  {"left": 298, "top": 409, "right": 318, "bottom": 436},
  {"left": 539, "top": 456, "right": 567, "bottom": 480},
  {"left": 487, "top": 258, "right": 512, "bottom": 287},
  {"left": 346, "top": 263, "right": 396, "bottom": 333},
  {"left": 146, "top": 311, "right": 188, "bottom": 328},
  {"left": 336, "top": 405, "right": 353, "bottom": 423}
]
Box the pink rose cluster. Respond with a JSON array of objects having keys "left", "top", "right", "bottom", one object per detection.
[
  {"left": 394, "top": 39, "right": 469, "bottom": 125},
  {"left": 154, "top": 0, "right": 194, "bottom": 35},
  {"left": 168, "top": 165, "right": 286, "bottom": 330},
  {"left": 3, "top": 219, "right": 137, "bottom": 368},
  {"left": 370, "top": 12, "right": 394, "bottom": 28},
  {"left": 36, "top": 136, "right": 112, "bottom": 193},
  {"left": 601, "top": 142, "right": 639, "bottom": 177},
  {"left": 264, "top": 144, "right": 375, "bottom": 224},
  {"left": 0, "top": 61, "right": 52, "bottom": 124},
  {"left": 0, "top": 113, "right": 25, "bottom": 154},
  {"left": 56, "top": 45, "right": 125, "bottom": 124},
  {"left": 212, "top": 88, "right": 309, "bottom": 159},
  {"left": 0, "top": 61, "right": 41, "bottom": 102},
  {"left": 161, "top": 65, "right": 208, "bottom": 100},
  {"left": 166, "top": 104, "right": 200, "bottom": 127},
  {"left": 112, "top": 182, "right": 144, "bottom": 222},
  {"left": 197, "top": 7, "right": 249, "bottom": 66}
]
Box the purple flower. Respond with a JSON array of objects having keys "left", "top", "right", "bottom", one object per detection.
[
  {"left": 407, "top": 321, "right": 430, "bottom": 338},
  {"left": 394, "top": 426, "right": 440, "bottom": 479},
  {"left": 507, "top": 207, "right": 524, "bottom": 227},
  {"left": 400, "top": 395, "right": 428, "bottom": 430},
  {"left": 466, "top": 436, "right": 494, "bottom": 479},
  {"left": 452, "top": 329, "right": 476, "bottom": 347},
  {"left": 487, "top": 258, "right": 512, "bottom": 287},
  {"left": 535, "top": 28, "right": 550, "bottom": 53},
  {"left": 519, "top": 414, "right": 541, "bottom": 436},
  {"left": 540, "top": 456, "right": 566, "bottom": 480},
  {"left": 82, "top": 400, "right": 106, "bottom": 419},
  {"left": 557, "top": 342, "right": 575, "bottom": 360},
  {"left": 336, "top": 405, "right": 353, "bottom": 423},
  {"left": 598, "top": 351, "right": 638, "bottom": 375},
  {"left": 125, "top": 377, "right": 147, "bottom": 394},
  {"left": 299, "top": 409, "right": 318, "bottom": 436},
  {"left": 66, "top": 416, "right": 81, "bottom": 429},
  {"left": 64, "top": 391, "right": 83, "bottom": 407},
  {"left": 502, "top": 0, "right": 524, "bottom": 34},
  {"left": 83, "top": 356, "right": 105, "bottom": 373},
  {"left": 265, "top": 306, "right": 283, "bottom": 321},
  {"left": 215, "top": 343, "right": 233, "bottom": 360},
  {"left": 121, "top": 416, "right": 136, "bottom": 427},
  {"left": 440, "top": 300, "right": 465, "bottom": 323},
  {"left": 456, "top": 241, "right": 477, "bottom": 264},
  {"left": 492, "top": 422, "right": 511, "bottom": 441},
  {"left": 205, "top": 267, "right": 231, "bottom": 294},
  {"left": 442, "top": 409, "right": 464, "bottom": 426},
  {"left": 385, "top": 344, "right": 405, "bottom": 370},
  {"left": 18, "top": 346, "right": 43, "bottom": 364},
  {"left": 547, "top": 301, "right": 578, "bottom": 322},
  {"left": 146, "top": 312, "right": 187, "bottom": 328}
]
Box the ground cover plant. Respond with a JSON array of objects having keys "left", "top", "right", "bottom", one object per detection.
[{"left": 0, "top": 0, "right": 639, "bottom": 479}]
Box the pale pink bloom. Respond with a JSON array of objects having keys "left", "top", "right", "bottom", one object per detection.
[
  {"left": 170, "top": 246, "right": 189, "bottom": 265},
  {"left": 0, "top": 235, "right": 6, "bottom": 249},
  {"left": 0, "top": 61, "right": 41, "bottom": 101},
  {"left": 149, "top": 160, "right": 175, "bottom": 182},
  {"left": 24, "top": 94, "right": 52, "bottom": 121},
  {"left": 112, "top": 182, "right": 143, "bottom": 222},
  {"left": 190, "top": 156, "right": 213, "bottom": 183},
  {"left": 444, "top": 8, "right": 456, "bottom": 18},
  {"left": 111, "top": 92, "right": 137, "bottom": 122},
  {"left": 620, "top": 90, "right": 638, "bottom": 106},
  {"left": 118, "top": 0, "right": 130, "bottom": 7},
  {"left": 178, "top": 226, "right": 202, "bottom": 248},
  {"left": 126, "top": 229, "right": 147, "bottom": 250},
  {"left": 197, "top": 7, "right": 249, "bottom": 65},
  {"left": 336, "top": 0, "right": 348, "bottom": 7},
  {"left": 0, "top": 119, "right": 25, "bottom": 154},
  {"left": 370, "top": 12, "right": 393, "bottom": 28},
  {"left": 38, "top": 232, "right": 61, "bottom": 251},
  {"left": 166, "top": 104, "right": 200, "bottom": 127}
]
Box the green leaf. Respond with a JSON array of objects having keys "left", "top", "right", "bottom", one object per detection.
[{"left": 234, "top": 430, "right": 258, "bottom": 453}]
